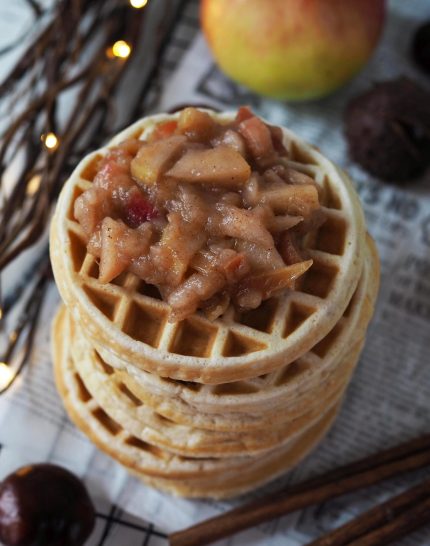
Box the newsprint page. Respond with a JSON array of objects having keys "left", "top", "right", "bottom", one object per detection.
[{"left": 1, "top": 1, "right": 430, "bottom": 545}]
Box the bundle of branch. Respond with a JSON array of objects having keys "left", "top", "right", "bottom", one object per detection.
[
  {"left": 0, "top": 0, "right": 180, "bottom": 273},
  {"left": 0, "top": 0, "right": 183, "bottom": 394}
]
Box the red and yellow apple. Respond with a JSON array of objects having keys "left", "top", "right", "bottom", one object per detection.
[{"left": 201, "top": 0, "right": 386, "bottom": 101}]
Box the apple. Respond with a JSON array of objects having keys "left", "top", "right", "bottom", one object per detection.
[{"left": 201, "top": 0, "right": 386, "bottom": 101}]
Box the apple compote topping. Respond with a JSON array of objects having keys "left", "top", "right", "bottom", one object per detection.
[{"left": 74, "top": 107, "right": 325, "bottom": 322}]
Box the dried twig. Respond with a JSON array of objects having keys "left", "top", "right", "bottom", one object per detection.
[{"left": 0, "top": 0, "right": 188, "bottom": 392}]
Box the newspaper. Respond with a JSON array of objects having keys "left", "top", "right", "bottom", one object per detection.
[{"left": 1, "top": 0, "right": 430, "bottom": 544}]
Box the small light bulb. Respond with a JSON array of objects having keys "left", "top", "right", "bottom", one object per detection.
[
  {"left": 41, "top": 132, "right": 59, "bottom": 151},
  {"left": 130, "top": 0, "right": 148, "bottom": 7},
  {"left": 111, "top": 40, "right": 131, "bottom": 59},
  {"left": 0, "top": 363, "right": 14, "bottom": 391},
  {"left": 26, "top": 174, "right": 42, "bottom": 196}
]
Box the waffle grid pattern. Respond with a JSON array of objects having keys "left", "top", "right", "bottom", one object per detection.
[
  {"left": 60, "top": 137, "right": 356, "bottom": 378},
  {"left": 91, "top": 273, "right": 365, "bottom": 415}
]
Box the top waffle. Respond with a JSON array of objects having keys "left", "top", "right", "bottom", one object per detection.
[{"left": 50, "top": 110, "right": 366, "bottom": 383}]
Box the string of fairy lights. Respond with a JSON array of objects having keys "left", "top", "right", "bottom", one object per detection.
[
  {"left": 0, "top": 0, "right": 153, "bottom": 394},
  {"left": 0, "top": 363, "right": 13, "bottom": 391}
]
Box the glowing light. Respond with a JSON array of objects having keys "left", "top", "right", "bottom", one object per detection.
[
  {"left": 130, "top": 0, "right": 148, "bottom": 7},
  {"left": 41, "top": 132, "right": 59, "bottom": 151},
  {"left": 26, "top": 174, "right": 42, "bottom": 196},
  {"left": 0, "top": 363, "right": 14, "bottom": 391},
  {"left": 111, "top": 40, "right": 131, "bottom": 59},
  {"left": 0, "top": 307, "right": 2, "bottom": 320}
]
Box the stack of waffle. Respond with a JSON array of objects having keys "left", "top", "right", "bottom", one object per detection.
[{"left": 50, "top": 112, "right": 379, "bottom": 499}]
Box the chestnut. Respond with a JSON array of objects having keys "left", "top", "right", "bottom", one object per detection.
[
  {"left": 0, "top": 464, "right": 95, "bottom": 546},
  {"left": 412, "top": 21, "right": 430, "bottom": 75}
]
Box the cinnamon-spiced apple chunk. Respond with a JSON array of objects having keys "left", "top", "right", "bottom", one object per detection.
[{"left": 74, "top": 107, "right": 324, "bottom": 322}]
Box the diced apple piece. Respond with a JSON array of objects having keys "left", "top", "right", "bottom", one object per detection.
[
  {"left": 202, "top": 292, "right": 231, "bottom": 321},
  {"left": 113, "top": 138, "right": 142, "bottom": 158},
  {"left": 99, "top": 218, "right": 152, "bottom": 283},
  {"left": 235, "top": 106, "right": 254, "bottom": 123},
  {"left": 74, "top": 187, "right": 112, "bottom": 237},
  {"left": 279, "top": 231, "right": 303, "bottom": 265},
  {"left": 221, "top": 252, "right": 250, "bottom": 284},
  {"left": 99, "top": 218, "right": 130, "bottom": 283},
  {"left": 242, "top": 172, "right": 260, "bottom": 207},
  {"left": 269, "top": 125, "right": 288, "bottom": 155},
  {"left": 177, "top": 107, "right": 217, "bottom": 141},
  {"left": 260, "top": 184, "right": 320, "bottom": 217},
  {"left": 156, "top": 212, "right": 207, "bottom": 284},
  {"left": 238, "top": 116, "right": 274, "bottom": 160},
  {"left": 214, "top": 203, "right": 274, "bottom": 248},
  {"left": 168, "top": 270, "right": 225, "bottom": 322},
  {"left": 268, "top": 214, "right": 303, "bottom": 232},
  {"left": 237, "top": 260, "right": 313, "bottom": 300},
  {"left": 149, "top": 120, "right": 178, "bottom": 141},
  {"left": 124, "top": 186, "right": 157, "bottom": 228},
  {"left": 130, "top": 135, "right": 186, "bottom": 185},
  {"left": 214, "top": 129, "right": 246, "bottom": 156},
  {"left": 166, "top": 146, "right": 251, "bottom": 187},
  {"left": 236, "top": 239, "right": 285, "bottom": 270}
]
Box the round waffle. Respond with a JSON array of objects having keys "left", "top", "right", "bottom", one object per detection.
[
  {"left": 75, "top": 328, "right": 361, "bottom": 436},
  {"left": 68, "top": 307, "right": 357, "bottom": 458},
  {"left": 50, "top": 110, "right": 367, "bottom": 383},
  {"left": 82, "top": 236, "right": 378, "bottom": 432},
  {"left": 53, "top": 307, "right": 340, "bottom": 498}
]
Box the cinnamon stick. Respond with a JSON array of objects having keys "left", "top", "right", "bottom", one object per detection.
[
  {"left": 348, "top": 496, "right": 430, "bottom": 546},
  {"left": 306, "top": 477, "right": 430, "bottom": 546},
  {"left": 168, "top": 434, "right": 430, "bottom": 546}
]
